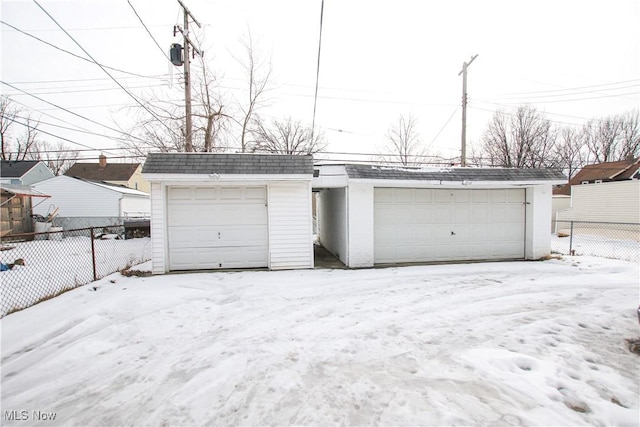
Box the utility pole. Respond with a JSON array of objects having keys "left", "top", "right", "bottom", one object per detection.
[
  {"left": 458, "top": 54, "right": 478, "bottom": 167},
  {"left": 174, "top": 0, "right": 203, "bottom": 152}
]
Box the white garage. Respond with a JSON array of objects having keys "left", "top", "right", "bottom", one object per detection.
[
  {"left": 143, "top": 153, "right": 314, "bottom": 273},
  {"left": 166, "top": 185, "right": 269, "bottom": 270},
  {"left": 374, "top": 188, "right": 525, "bottom": 263},
  {"left": 315, "top": 164, "right": 566, "bottom": 268}
]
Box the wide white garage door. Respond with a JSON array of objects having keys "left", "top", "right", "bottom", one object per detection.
[
  {"left": 374, "top": 188, "right": 525, "bottom": 263},
  {"left": 167, "top": 186, "right": 268, "bottom": 270}
]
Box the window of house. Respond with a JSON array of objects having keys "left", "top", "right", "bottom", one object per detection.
[
  {"left": 581, "top": 181, "right": 589, "bottom": 184},
  {"left": 594, "top": 179, "right": 602, "bottom": 184}
]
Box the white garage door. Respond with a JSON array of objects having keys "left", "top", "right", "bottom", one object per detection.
[
  {"left": 167, "top": 186, "right": 268, "bottom": 270},
  {"left": 374, "top": 188, "right": 525, "bottom": 263}
]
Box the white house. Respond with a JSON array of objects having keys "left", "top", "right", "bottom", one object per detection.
[
  {"left": 32, "top": 175, "right": 150, "bottom": 229},
  {"left": 556, "top": 180, "right": 640, "bottom": 225},
  {"left": 142, "top": 153, "right": 314, "bottom": 273},
  {"left": 314, "top": 164, "right": 566, "bottom": 268}
]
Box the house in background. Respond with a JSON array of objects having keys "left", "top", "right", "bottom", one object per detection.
[
  {"left": 0, "top": 160, "right": 54, "bottom": 186},
  {"left": 32, "top": 176, "right": 151, "bottom": 229},
  {"left": 314, "top": 164, "right": 566, "bottom": 268},
  {"left": 142, "top": 153, "right": 314, "bottom": 273},
  {"left": 553, "top": 156, "right": 639, "bottom": 227},
  {"left": 554, "top": 156, "right": 640, "bottom": 196},
  {"left": 65, "top": 155, "right": 149, "bottom": 192}
]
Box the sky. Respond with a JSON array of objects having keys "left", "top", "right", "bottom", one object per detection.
[{"left": 1, "top": 0, "right": 639, "bottom": 164}]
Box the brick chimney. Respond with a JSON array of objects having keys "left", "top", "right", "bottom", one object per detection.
[{"left": 99, "top": 154, "right": 107, "bottom": 168}]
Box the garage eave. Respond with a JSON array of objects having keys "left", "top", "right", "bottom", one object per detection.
[
  {"left": 143, "top": 173, "right": 312, "bottom": 183},
  {"left": 350, "top": 178, "right": 566, "bottom": 188}
]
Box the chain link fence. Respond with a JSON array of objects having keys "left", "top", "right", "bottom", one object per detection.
[
  {"left": 551, "top": 220, "right": 640, "bottom": 263},
  {"left": 0, "top": 226, "right": 151, "bottom": 317}
]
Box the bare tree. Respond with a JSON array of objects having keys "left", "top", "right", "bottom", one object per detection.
[
  {"left": 380, "top": 114, "right": 427, "bottom": 166},
  {"left": 233, "top": 30, "right": 272, "bottom": 153},
  {"left": 120, "top": 56, "right": 230, "bottom": 157},
  {"left": 480, "top": 105, "right": 557, "bottom": 168},
  {"left": 252, "top": 117, "right": 326, "bottom": 155},
  {"left": 0, "top": 97, "right": 42, "bottom": 161},
  {"left": 583, "top": 116, "right": 622, "bottom": 163},
  {"left": 0, "top": 97, "right": 17, "bottom": 159},
  {"left": 27, "top": 141, "right": 79, "bottom": 175},
  {"left": 553, "top": 127, "right": 585, "bottom": 178},
  {"left": 618, "top": 109, "right": 640, "bottom": 159}
]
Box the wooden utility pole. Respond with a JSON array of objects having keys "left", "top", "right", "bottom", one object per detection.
[
  {"left": 175, "top": 0, "right": 203, "bottom": 152},
  {"left": 458, "top": 54, "right": 478, "bottom": 167}
]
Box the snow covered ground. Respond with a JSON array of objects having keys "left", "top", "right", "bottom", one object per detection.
[
  {"left": 551, "top": 233, "right": 640, "bottom": 263},
  {"left": 1, "top": 256, "right": 639, "bottom": 426},
  {"left": 0, "top": 236, "right": 151, "bottom": 316}
]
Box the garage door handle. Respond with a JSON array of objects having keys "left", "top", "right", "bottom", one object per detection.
[{"left": 451, "top": 231, "right": 456, "bottom": 236}]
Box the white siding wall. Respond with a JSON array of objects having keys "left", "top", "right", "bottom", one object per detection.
[
  {"left": 150, "top": 182, "right": 166, "bottom": 274},
  {"left": 557, "top": 180, "right": 640, "bottom": 223},
  {"left": 268, "top": 181, "right": 314, "bottom": 270},
  {"left": 318, "top": 188, "right": 348, "bottom": 264},
  {"left": 525, "top": 185, "right": 553, "bottom": 259},
  {"left": 33, "top": 176, "right": 120, "bottom": 217},
  {"left": 120, "top": 195, "right": 151, "bottom": 217},
  {"left": 347, "top": 182, "right": 375, "bottom": 268},
  {"left": 551, "top": 195, "right": 571, "bottom": 231}
]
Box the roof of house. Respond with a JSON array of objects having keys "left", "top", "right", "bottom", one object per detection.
[
  {"left": 35, "top": 175, "right": 149, "bottom": 197},
  {"left": 0, "top": 160, "right": 42, "bottom": 178},
  {"left": 568, "top": 157, "right": 640, "bottom": 185},
  {"left": 343, "top": 164, "right": 566, "bottom": 181},
  {"left": 65, "top": 162, "right": 140, "bottom": 181},
  {"left": 142, "top": 153, "right": 314, "bottom": 175}
]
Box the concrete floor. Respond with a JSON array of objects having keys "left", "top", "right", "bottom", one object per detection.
[{"left": 313, "top": 244, "right": 347, "bottom": 269}]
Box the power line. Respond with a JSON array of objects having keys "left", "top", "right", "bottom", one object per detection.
[
  {"left": 32, "top": 0, "right": 179, "bottom": 140},
  {"left": 7, "top": 116, "right": 97, "bottom": 150},
  {"left": 478, "top": 78, "right": 640, "bottom": 98},
  {"left": 5, "top": 75, "right": 170, "bottom": 86},
  {"left": 427, "top": 107, "right": 459, "bottom": 148},
  {"left": 310, "top": 0, "right": 325, "bottom": 143},
  {"left": 475, "top": 90, "right": 640, "bottom": 105},
  {"left": 127, "top": 0, "right": 171, "bottom": 62},
  {"left": 1, "top": 81, "right": 148, "bottom": 144},
  {"left": 0, "top": 20, "right": 166, "bottom": 80},
  {"left": 4, "top": 83, "right": 170, "bottom": 97}
]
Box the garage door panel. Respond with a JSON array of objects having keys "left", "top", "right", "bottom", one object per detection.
[
  {"left": 414, "top": 189, "right": 433, "bottom": 203},
  {"left": 433, "top": 206, "right": 452, "bottom": 223},
  {"left": 374, "top": 188, "right": 524, "bottom": 264},
  {"left": 167, "top": 185, "right": 268, "bottom": 270},
  {"left": 434, "top": 190, "right": 451, "bottom": 203}
]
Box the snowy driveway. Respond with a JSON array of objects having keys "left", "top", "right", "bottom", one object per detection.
[{"left": 1, "top": 257, "right": 639, "bottom": 426}]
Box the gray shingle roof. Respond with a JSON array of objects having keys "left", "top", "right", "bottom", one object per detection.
[
  {"left": 0, "top": 160, "right": 40, "bottom": 178},
  {"left": 344, "top": 164, "right": 566, "bottom": 181},
  {"left": 142, "top": 153, "right": 314, "bottom": 175}
]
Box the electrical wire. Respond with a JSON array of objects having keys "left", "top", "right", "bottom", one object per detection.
[
  {"left": 0, "top": 20, "right": 166, "bottom": 80},
  {"left": 127, "top": 0, "right": 171, "bottom": 62},
  {"left": 32, "top": 0, "right": 180, "bottom": 140},
  {"left": 310, "top": 0, "right": 324, "bottom": 142},
  {"left": 7, "top": 116, "right": 98, "bottom": 150},
  {"left": 4, "top": 83, "right": 171, "bottom": 97},
  {"left": 1, "top": 81, "right": 149, "bottom": 145}
]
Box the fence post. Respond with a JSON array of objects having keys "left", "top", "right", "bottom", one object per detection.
[
  {"left": 569, "top": 221, "right": 574, "bottom": 256},
  {"left": 90, "top": 227, "right": 98, "bottom": 281}
]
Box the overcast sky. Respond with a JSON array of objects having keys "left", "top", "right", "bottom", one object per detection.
[{"left": 1, "top": 0, "right": 639, "bottom": 163}]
